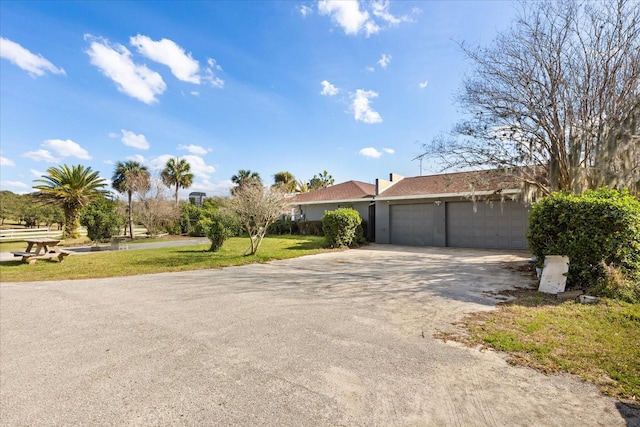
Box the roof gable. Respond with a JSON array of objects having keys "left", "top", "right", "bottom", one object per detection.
[{"left": 292, "top": 180, "right": 375, "bottom": 203}]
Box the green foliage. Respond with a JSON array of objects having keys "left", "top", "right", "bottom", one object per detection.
[
  {"left": 297, "top": 221, "right": 323, "bottom": 236},
  {"left": 179, "top": 198, "right": 229, "bottom": 237},
  {"left": 161, "top": 157, "right": 194, "bottom": 204},
  {"left": 273, "top": 171, "right": 296, "bottom": 193},
  {"left": 308, "top": 170, "right": 334, "bottom": 190},
  {"left": 80, "top": 197, "right": 124, "bottom": 242},
  {"left": 527, "top": 189, "right": 640, "bottom": 298},
  {"left": 33, "top": 164, "right": 108, "bottom": 239},
  {"left": 198, "top": 209, "right": 239, "bottom": 252},
  {"left": 180, "top": 203, "right": 204, "bottom": 236},
  {"left": 322, "top": 208, "right": 362, "bottom": 248},
  {"left": 268, "top": 218, "right": 299, "bottom": 235}
]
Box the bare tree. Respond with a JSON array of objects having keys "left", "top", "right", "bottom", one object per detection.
[
  {"left": 230, "top": 182, "right": 288, "bottom": 255},
  {"left": 134, "top": 179, "right": 180, "bottom": 237},
  {"left": 423, "top": 0, "right": 640, "bottom": 197}
]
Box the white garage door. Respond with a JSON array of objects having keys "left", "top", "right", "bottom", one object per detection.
[
  {"left": 446, "top": 201, "right": 528, "bottom": 250},
  {"left": 390, "top": 203, "right": 435, "bottom": 246}
]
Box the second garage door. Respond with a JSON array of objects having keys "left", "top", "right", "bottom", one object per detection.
[
  {"left": 446, "top": 201, "right": 528, "bottom": 250},
  {"left": 390, "top": 203, "right": 435, "bottom": 246}
]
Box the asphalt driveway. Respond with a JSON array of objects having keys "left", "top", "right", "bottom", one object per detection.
[{"left": 1, "top": 245, "right": 636, "bottom": 426}]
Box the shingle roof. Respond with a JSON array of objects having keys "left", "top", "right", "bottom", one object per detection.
[
  {"left": 379, "top": 169, "right": 522, "bottom": 198},
  {"left": 292, "top": 180, "right": 375, "bottom": 203}
]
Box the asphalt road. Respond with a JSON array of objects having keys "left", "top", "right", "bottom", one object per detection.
[{"left": 1, "top": 245, "right": 637, "bottom": 426}]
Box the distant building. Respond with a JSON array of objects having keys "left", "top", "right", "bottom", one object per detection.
[{"left": 188, "top": 192, "right": 206, "bottom": 206}]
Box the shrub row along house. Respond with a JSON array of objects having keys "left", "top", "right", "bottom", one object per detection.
[{"left": 290, "top": 169, "right": 530, "bottom": 250}]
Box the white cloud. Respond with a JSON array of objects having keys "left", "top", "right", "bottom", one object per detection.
[
  {"left": 0, "top": 180, "right": 30, "bottom": 192},
  {"left": 120, "top": 129, "right": 150, "bottom": 150},
  {"left": 203, "top": 59, "right": 224, "bottom": 88},
  {"left": 300, "top": 5, "right": 313, "bottom": 16},
  {"left": 130, "top": 35, "right": 200, "bottom": 84},
  {"left": 198, "top": 179, "right": 234, "bottom": 196},
  {"left": 85, "top": 34, "right": 166, "bottom": 104},
  {"left": 43, "top": 139, "right": 91, "bottom": 160},
  {"left": 30, "top": 169, "right": 45, "bottom": 178},
  {"left": 359, "top": 147, "right": 382, "bottom": 158},
  {"left": 0, "top": 155, "right": 15, "bottom": 166},
  {"left": 148, "top": 154, "right": 215, "bottom": 180},
  {"left": 22, "top": 139, "right": 91, "bottom": 162},
  {"left": 419, "top": 80, "right": 429, "bottom": 89},
  {"left": 383, "top": 148, "right": 395, "bottom": 154},
  {"left": 351, "top": 89, "right": 382, "bottom": 124},
  {"left": 178, "top": 144, "right": 210, "bottom": 155},
  {"left": 366, "top": 66, "right": 375, "bottom": 73},
  {"left": 103, "top": 160, "right": 114, "bottom": 165},
  {"left": 377, "top": 53, "right": 391, "bottom": 69},
  {"left": 108, "top": 132, "right": 119, "bottom": 138},
  {"left": 126, "top": 154, "right": 147, "bottom": 163},
  {"left": 0, "top": 37, "right": 66, "bottom": 77},
  {"left": 182, "top": 155, "right": 215, "bottom": 178},
  {"left": 22, "top": 149, "right": 58, "bottom": 162},
  {"left": 320, "top": 80, "right": 339, "bottom": 96},
  {"left": 318, "top": 0, "right": 379, "bottom": 36},
  {"left": 190, "top": 91, "right": 200, "bottom": 96},
  {"left": 371, "top": 0, "right": 412, "bottom": 25}
]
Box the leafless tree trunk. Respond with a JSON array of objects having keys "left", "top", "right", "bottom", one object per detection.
[{"left": 423, "top": 0, "right": 639, "bottom": 197}]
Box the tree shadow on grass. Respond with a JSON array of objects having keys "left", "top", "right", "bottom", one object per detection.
[{"left": 284, "top": 240, "right": 326, "bottom": 250}]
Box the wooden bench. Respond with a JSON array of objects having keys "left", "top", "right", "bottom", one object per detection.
[{"left": 12, "top": 250, "right": 71, "bottom": 265}]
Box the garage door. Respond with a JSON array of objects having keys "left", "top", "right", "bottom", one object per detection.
[
  {"left": 390, "top": 203, "right": 435, "bottom": 246},
  {"left": 446, "top": 201, "right": 528, "bottom": 250}
]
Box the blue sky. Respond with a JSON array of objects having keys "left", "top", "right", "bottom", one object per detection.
[{"left": 0, "top": 0, "right": 517, "bottom": 198}]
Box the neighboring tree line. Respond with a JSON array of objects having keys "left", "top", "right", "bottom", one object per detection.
[{"left": 0, "top": 191, "right": 64, "bottom": 228}]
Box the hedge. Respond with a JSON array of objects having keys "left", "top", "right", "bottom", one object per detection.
[
  {"left": 322, "top": 208, "right": 362, "bottom": 248},
  {"left": 527, "top": 189, "right": 640, "bottom": 301}
]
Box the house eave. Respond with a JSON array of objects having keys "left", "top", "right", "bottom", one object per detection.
[
  {"left": 374, "top": 189, "right": 521, "bottom": 202},
  {"left": 290, "top": 197, "right": 375, "bottom": 206}
]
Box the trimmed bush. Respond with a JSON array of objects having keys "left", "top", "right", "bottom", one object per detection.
[
  {"left": 322, "top": 208, "right": 362, "bottom": 248},
  {"left": 527, "top": 189, "right": 640, "bottom": 301}
]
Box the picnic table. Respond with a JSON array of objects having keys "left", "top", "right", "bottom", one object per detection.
[{"left": 11, "top": 238, "right": 71, "bottom": 264}]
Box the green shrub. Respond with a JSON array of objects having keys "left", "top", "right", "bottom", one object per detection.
[
  {"left": 527, "top": 189, "right": 640, "bottom": 299},
  {"left": 297, "top": 221, "right": 323, "bottom": 236},
  {"left": 322, "top": 208, "right": 362, "bottom": 248},
  {"left": 268, "top": 218, "right": 299, "bottom": 235},
  {"left": 198, "top": 209, "right": 239, "bottom": 252},
  {"left": 80, "top": 197, "right": 124, "bottom": 242}
]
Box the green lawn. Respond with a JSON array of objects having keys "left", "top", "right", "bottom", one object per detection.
[
  {"left": 451, "top": 292, "right": 640, "bottom": 403},
  {"left": 0, "top": 235, "right": 330, "bottom": 282}
]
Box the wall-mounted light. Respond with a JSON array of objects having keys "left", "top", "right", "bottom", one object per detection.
[{"left": 435, "top": 200, "right": 442, "bottom": 206}]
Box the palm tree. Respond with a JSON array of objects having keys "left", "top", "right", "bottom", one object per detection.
[
  {"left": 161, "top": 157, "right": 194, "bottom": 205},
  {"left": 231, "top": 169, "right": 261, "bottom": 195},
  {"left": 112, "top": 160, "right": 150, "bottom": 238},
  {"left": 33, "top": 164, "right": 107, "bottom": 239},
  {"left": 273, "top": 171, "right": 296, "bottom": 193}
]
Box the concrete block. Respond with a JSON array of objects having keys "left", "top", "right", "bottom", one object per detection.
[{"left": 538, "top": 256, "right": 569, "bottom": 294}]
